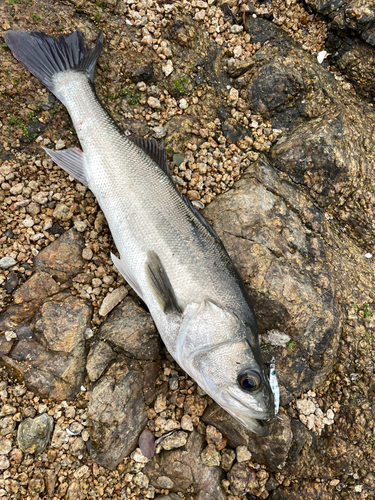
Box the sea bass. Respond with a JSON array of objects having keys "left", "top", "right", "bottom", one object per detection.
[{"left": 4, "top": 29, "right": 275, "bottom": 435}]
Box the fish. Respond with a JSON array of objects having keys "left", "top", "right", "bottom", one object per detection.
[{"left": 4, "top": 29, "right": 275, "bottom": 435}]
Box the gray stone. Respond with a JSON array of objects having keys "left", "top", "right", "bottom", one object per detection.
[
  {"left": 17, "top": 413, "right": 54, "bottom": 454},
  {"left": 0, "top": 257, "right": 17, "bottom": 269},
  {"left": 87, "top": 358, "right": 148, "bottom": 470},
  {"left": 98, "top": 296, "right": 160, "bottom": 360}
]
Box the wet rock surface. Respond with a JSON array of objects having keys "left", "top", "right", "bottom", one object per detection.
[{"left": 305, "top": 0, "right": 375, "bottom": 100}]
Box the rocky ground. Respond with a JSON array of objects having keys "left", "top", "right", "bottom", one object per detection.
[{"left": 1, "top": 0, "right": 375, "bottom": 499}]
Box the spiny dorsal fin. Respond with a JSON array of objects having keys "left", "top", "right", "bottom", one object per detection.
[
  {"left": 183, "top": 195, "right": 225, "bottom": 247},
  {"left": 133, "top": 137, "right": 172, "bottom": 179},
  {"left": 145, "top": 250, "right": 181, "bottom": 314}
]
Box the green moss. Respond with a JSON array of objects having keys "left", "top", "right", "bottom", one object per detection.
[
  {"left": 119, "top": 86, "right": 141, "bottom": 106},
  {"left": 8, "top": 116, "right": 37, "bottom": 141},
  {"left": 94, "top": 11, "right": 100, "bottom": 22},
  {"left": 287, "top": 340, "right": 297, "bottom": 349},
  {"left": 7, "top": 0, "right": 21, "bottom": 5},
  {"left": 171, "top": 76, "right": 189, "bottom": 93},
  {"left": 27, "top": 111, "right": 38, "bottom": 122},
  {"left": 8, "top": 116, "right": 22, "bottom": 126},
  {"left": 370, "top": 184, "right": 375, "bottom": 193},
  {"left": 31, "top": 13, "right": 42, "bottom": 22},
  {"left": 2, "top": 43, "right": 9, "bottom": 50}
]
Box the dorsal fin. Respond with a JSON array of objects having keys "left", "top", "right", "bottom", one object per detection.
[
  {"left": 133, "top": 137, "right": 172, "bottom": 179},
  {"left": 183, "top": 195, "right": 225, "bottom": 247}
]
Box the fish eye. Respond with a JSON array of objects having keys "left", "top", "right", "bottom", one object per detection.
[{"left": 238, "top": 369, "right": 261, "bottom": 392}]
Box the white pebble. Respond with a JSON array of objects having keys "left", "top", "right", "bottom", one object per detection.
[
  {"left": 365, "top": 253, "right": 372, "bottom": 259},
  {"left": 162, "top": 60, "right": 174, "bottom": 76},
  {"left": 317, "top": 51, "right": 327, "bottom": 64},
  {"left": 55, "top": 139, "right": 66, "bottom": 150},
  {"left": 296, "top": 398, "right": 316, "bottom": 415},
  {"left": 179, "top": 98, "right": 188, "bottom": 110},
  {"left": 5, "top": 331, "right": 17, "bottom": 342}
]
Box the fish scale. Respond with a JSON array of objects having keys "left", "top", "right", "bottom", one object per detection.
[{"left": 4, "top": 28, "right": 276, "bottom": 435}]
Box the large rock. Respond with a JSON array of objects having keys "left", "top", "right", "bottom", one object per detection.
[
  {"left": 33, "top": 228, "right": 85, "bottom": 281},
  {"left": 202, "top": 403, "right": 292, "bottom": 470},
  {"left": 243, "top": 17, "right": 375, "bottom": 247},
  {"left": 0, "top": 271, "right": 59, "bottom": 336},
  {"left": 87, "top": 358, "right": 148, "bottom": 470},
  {"left": 144, "top": 430, "right": 226, "bottom": 500},
  {"left": 97, "top": 296, "right": 160, "bottom": 360},
  {"left": 0, "top": 293, "right": 91, "bottom": 400},
  {"left": 204, "top": 158, "right": 342, "bottom": 401}
]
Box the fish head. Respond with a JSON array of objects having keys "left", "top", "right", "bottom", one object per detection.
[{"left": 177, "top": 299, "right": 275, "bottom": 436}]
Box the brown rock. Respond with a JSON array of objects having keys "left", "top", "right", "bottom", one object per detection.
[
  {"left": 0, "top": 271, "right": 59, "bottom": 335},
  {"left": 145, "top": 430, "right": 226, "bottom": 500},
  {"left": 66, "top": 481, "right": 83, "bottom": 500},
  {"left": 202, "top": 403, "right": 292, "bottom": 469},
  {"left": 98, "top": 297, "right": 160, "bottom": 360},
  {"left": 143, "top": 361, "right": 160, "bottom": 406},
  {"left": 33, "top": 228, "right": 85, "bottom": 281},
  {"left": 204, "top": 157, "right": 342, "bottom": 401},
  {"left": 86, "top": 341, "right": 116, "bottom": 382},
  {"left": 1, "top": 294, "right": 91, "bottom": 400},
  {"left": 44, "top": 469, "right": 57, "bottom": 496}
]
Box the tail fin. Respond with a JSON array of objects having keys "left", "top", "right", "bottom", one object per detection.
[{"left": 3, "top": 30, "right": 103, "bottom": 104}]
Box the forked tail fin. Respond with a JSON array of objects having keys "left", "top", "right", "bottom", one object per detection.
[{"left": 3, "top": 30, "right": 103, "bottom": 105}]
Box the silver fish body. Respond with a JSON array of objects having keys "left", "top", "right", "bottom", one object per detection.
[{"left": 4, "top": 29, "right": 275, "bottom": 435}]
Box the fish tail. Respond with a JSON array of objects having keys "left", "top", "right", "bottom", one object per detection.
[{"left": 3, "top": 29, "right": 103, "bottom": 105}]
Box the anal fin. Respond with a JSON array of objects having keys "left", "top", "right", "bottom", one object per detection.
[
  {"left": 43, "top": 147, "right": 88, "bottom": 186},
  {"left": 145, "top": 251, "right": 181, "bottom": 314},
  {"left": 111, "top": 253, "right": 143, "bottom": 300}
]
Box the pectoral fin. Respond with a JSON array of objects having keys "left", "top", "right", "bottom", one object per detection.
[
  {"left": 111, "top": 253, "right": 143, "bottom": 300},
  {"left": 43, "top": 147, "right": 88, "bottom": 186},
  {"left": 145, "top": 250, "right": 181, "bottom": 314}
]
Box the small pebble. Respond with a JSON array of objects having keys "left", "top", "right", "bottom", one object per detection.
[
  {"left": 201, "top": 443, "right": 221, "bottom": 466},
  {"left": 0, "top": 257, "right": 17, "bottom": 269},
  {"left": 157, "top": 476, "right": 174, "bottom": 489},
  {"left": 236, "top": 445, "right": 252, "bottom": 462},
  {"left": 160, "top": 431, "right": 188, "bottom": 450},
  {"left": 55, "top": 139, "right": 66, "bottom": 150},
  {"left": 181, "top": 415, "right": 194, "bottom": 431},
  {"left": 98, "top": 286, "right": 128, "bottom": 316}
]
